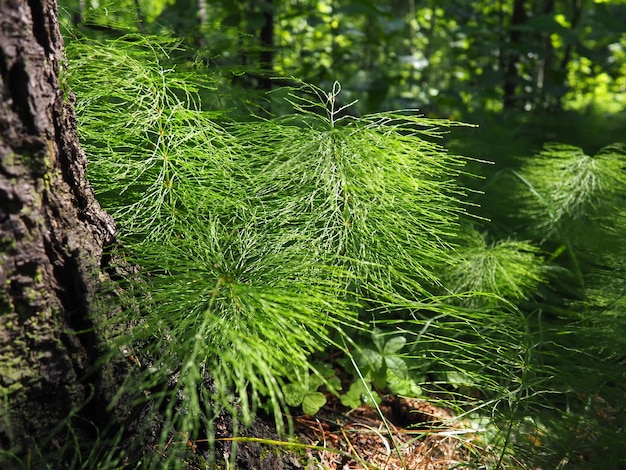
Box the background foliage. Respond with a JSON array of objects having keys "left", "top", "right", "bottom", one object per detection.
[
  {"left": 52, "top": 1, "right": 626, "bottom": 468},
  {"left": 63, "top": 0, "right": 626, "bottom": 116}
]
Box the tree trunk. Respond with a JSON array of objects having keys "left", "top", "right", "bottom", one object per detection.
[
  {"left": 503, "top": 0, "right": 527, "bottom": 109},
  {"left": 537, "top": 0, "right": 556, "bottom": 110},
  {"left": 0, "top": 2, "right": 308, "bottom": 468},
  {"left": 0, "top": 0, "right": 116, "bottom": 463},
  {"left": 258, "top": 0, "right": 274, "bottom": 92}
]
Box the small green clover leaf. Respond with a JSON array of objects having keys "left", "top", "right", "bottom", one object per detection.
[
  {"left": 283, "top": 382, "right": 328, "bottom": 415},
  {"left": 340, "top": 380, "right": 381, "bottom": 409},
  {"left": 340, "top": 382, "right": 362, "bottom": 409},
  {"left": 444, "top": 370, "right": 476, "bottom": 389},
  {"left": 356, "top": 328, "right": 413, "bottom": 391},
  {"left": 387, "top": 371, "right": 423, "bottom": 396},
  {"left": 302, "top": 392, "right": 327, "bottom": 415},
  {"left": 283, "top": 367, "right": 336, "bottom": 415},
  {"left": 314, "top": 362, "right": 335, "bottom": 378},
  {"left": 284, "top": 383, "right": 327, "bottom": 415},
  {"left": 283, "top": 383, "right": 306, "bottom": 408},
  {"left": 313, "top": 362, "right": 342, "bottom": 394}
]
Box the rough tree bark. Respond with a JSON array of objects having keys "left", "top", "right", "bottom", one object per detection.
[
  {"left": 0, "top": 2, "right": 306, "bottom": 468},
  {"left": 0, "top": 0, "right": 116, "bottom": 463}
]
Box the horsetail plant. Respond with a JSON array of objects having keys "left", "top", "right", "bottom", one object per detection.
[
  {"left": 63, "top": 25, "right": 626, "bottom": 468},
  {"left": 66, "top": 34, "right": 480, "bottom": 465}
]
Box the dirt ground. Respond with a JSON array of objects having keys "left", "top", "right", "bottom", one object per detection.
[{"left": 290, "top": 395, "right": 496, "bottom": 470}]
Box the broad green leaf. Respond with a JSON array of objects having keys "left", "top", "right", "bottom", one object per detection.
[
  {"left": 445, "top": 370, "right": 475, "bottom": 388},
  {"left": 358, "top": 348, "right": 383, "bottom": 371},
  {"left": 340, "top": 392, "right": 361, "bottom": 409},
  {"left": 371, "top": 327, "right": 385, "bottom": 353},
  {"left": 314, "top": 362, "right": 336, "bottom": 378},
  {"left": 307, "top": 373, "right": 325, "bottom": 391},
  {"left": 340, "top": 381, "right": 365, "bottom": 408},
  {"left": 387, "top": 373, "right": 422, "bottom": 397},
  {"left": 384, "top": 355, "right": 408, "bottom": 378},
  {"left": 326, "top": 376, "right": 342, "bottom": 393},
  {"left": 302, "top": 392, "right": 327, "bottom": 415},
  {"left": 361, "top": 389, "right": 381, "bottom": 406},
  {"left": 283, "top": 383, "right": 305, "bottom": 407},
  {"left": 383, "top": 335, "right": 406, "bottom": 355}
]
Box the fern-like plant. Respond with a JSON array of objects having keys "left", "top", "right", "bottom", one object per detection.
[
  {"left": 460, "top": 141, "right": 626, "bottom": 468},
  {"left": 64, "top": 17, "right": 626, "bottom": 468},
  {"left": 441, "top": 228, "right": 546, "bottom": 307},
  {"left": 237, "top": 81, "right": 472, "bottom": 299},
  {"left": 66, "top": 34, "right": 481, "bottom": 466}
]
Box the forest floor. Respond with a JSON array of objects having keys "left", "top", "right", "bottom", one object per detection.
[{"left": 290, "top": 394, "right": 503, "bottom": 470}]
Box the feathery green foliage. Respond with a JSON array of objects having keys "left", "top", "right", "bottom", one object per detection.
[
  {"left": 441, "top": 229, "right": 546, "bottom": 306},
  {"left": 464, "top": 142, "right": 626, "bottom": 468},
  {"left": 515, "top": 143, "right": 626, "bottom": 244},
  {"left": 63, "top": 24, "right": 626, "bottom": 468},
  {"left": 67, "top": 37, "right": 356, "bottom": 437},
  {"left": 66, "top": 34, "right": 480, "bottom": 464},
  {"left": 236, "top": 82, "right": 471, "bottom": 299}
]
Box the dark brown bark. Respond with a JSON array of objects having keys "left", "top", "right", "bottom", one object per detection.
[
  {"left": 503, "top": 0, "right": 527, "bottom": 109},
  {"left": 537, "top": 0, "right": 556, "bottom": 109},
  {"left": 0, "top": 3, "right": 308, "bottom": 468},
  {"left": 0, "top": 0, "right": 116, "bottom": 463},
  {"left": 551, "top": 0, "right": 583, "bottom": 110},
  {"left": 258, "top": 0, "right": 274, "bottom": 92}
]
